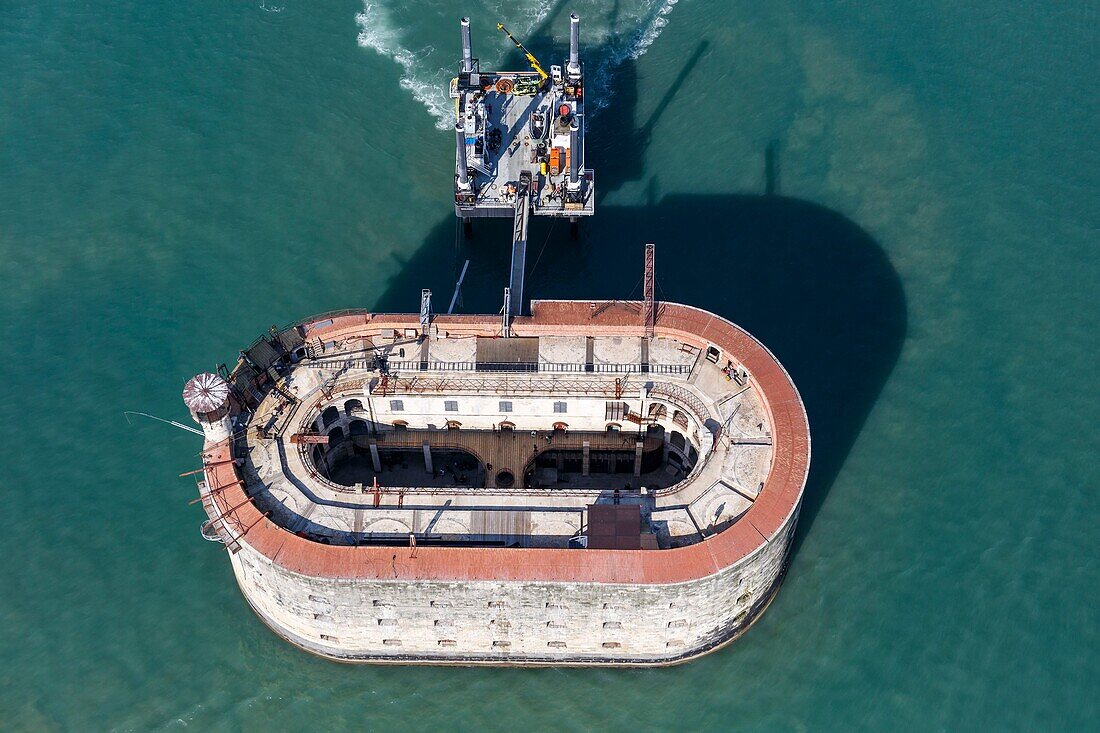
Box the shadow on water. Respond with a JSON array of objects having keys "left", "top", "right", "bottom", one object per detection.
[{"left": 370, "top": 20, "right": 906, "bottom": 548}]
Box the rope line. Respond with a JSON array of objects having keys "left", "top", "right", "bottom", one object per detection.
[{"left": 526, "top": 217, "right": 558, "bottom": 278}]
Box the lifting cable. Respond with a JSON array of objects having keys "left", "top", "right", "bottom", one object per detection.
[{"left": 526, "top": 217, "right": 558, "bottom": 280}]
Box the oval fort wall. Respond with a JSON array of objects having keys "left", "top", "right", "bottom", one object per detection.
[{"left": 196, "top": 301, "right": 809, "bottom": 665}]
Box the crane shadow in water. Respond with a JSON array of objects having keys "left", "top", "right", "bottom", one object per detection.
[{"left": 370, "top": 31, "right": 906, "bottom": 551}]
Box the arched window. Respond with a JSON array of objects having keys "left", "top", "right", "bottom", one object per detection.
[
  {"left": 321, "top": 406, "right": 339, "bottom": 428},
  {"left": 605, "top": 422, "right": 622, "bottom": 434},
  {"left": 328, "top": 426, "right": 344, "bottom": 445},
  {"left": 672, "top": 409, "right": 689, "bottom": 430},
  {"left": 648, "top": 402, "right": 667, "bottom": 420},
  {"left": 392, "top": 420, "right": 408, "bottom": 432},
  {"left": 344, "top": 398, "right": 363, "bottom": 416},
  {"left": 349, "top": 419, "right": 368, "bottom": 436},
  {"left": 670, "top": 431, "right": 686, "bottom": 451},
  {"left": 499, "top": 420, "right": 516, "bottom": 431},
  {"left": 553, "top": 422, "right": 568, "bottom": 432},
  {"left": 445, "top": 420, "right": 462, "bottom": 430}
]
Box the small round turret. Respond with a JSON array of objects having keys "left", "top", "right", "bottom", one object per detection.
[{"left": 183, "top": 372, "right": 233, "bottom": 443}]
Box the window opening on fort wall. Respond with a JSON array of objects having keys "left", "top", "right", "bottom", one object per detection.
[
  {"left": 605, "top": 401, "right": 629, "bottom": 420},
  {"left": 673, "top": 409, "right": 689, "bottom": 429}
]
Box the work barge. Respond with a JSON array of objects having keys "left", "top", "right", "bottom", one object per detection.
[
  {"left": 183, "top": 17, "right": 809, "bottom": 666},
  {"left": 452, "top": 15, "right": 594, "bottom": 317}
]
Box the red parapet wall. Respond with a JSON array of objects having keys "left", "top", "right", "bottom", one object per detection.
[{"left": 201, "top": 301, "right": 809, "bottom": 586}]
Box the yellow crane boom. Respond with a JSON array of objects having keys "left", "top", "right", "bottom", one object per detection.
[{"left": 496, "top": 23, "right": 549, "bottom": 81}]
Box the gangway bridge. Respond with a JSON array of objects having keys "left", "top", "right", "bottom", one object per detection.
[{"left": 508, "top": 171, "right": 533, "bottom": 319}]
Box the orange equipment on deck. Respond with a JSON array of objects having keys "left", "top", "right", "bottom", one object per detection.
[{"left": 549, "top": 146, "right": 565, "bottom": 175}]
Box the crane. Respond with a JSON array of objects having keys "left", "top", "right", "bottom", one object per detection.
[{"left": 497, "top": 23, "right": 548, "bottom": 94}]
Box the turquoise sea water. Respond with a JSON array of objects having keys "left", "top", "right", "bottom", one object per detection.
[{"left": 1, "top": 1, "right": 1097, "bottom": 730}]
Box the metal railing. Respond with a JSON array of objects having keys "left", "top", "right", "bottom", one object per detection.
[
  {"left": 383, "top": 360, "right": 689, "bottom": 375},
  {"left": 249, "top": 355, "right": 723, "bottom": 503},
  {"left": 373, "top": 428, "right": 664, "bottom": 453},
  {"left": 650, "top": 382, "right": 711, "bottom": 423}
]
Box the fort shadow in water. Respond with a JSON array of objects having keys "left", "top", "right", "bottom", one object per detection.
[{"left": 370, "top": 21, "right": 906, "bottom": 549}]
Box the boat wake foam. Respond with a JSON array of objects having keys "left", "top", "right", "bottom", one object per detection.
[
  {"left": 355, "top": 0, "right": 682, "bottom": 128},
  {"left": 355, "top": 2, "right": 453, "bottom": 129},
  {"left": 584, "top": 0, "right": 679, "bottom": 113}
]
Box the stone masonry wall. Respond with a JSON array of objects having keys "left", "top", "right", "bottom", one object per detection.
[{"left": 228, "top": 505, "right": 799, "bottom": 665}]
